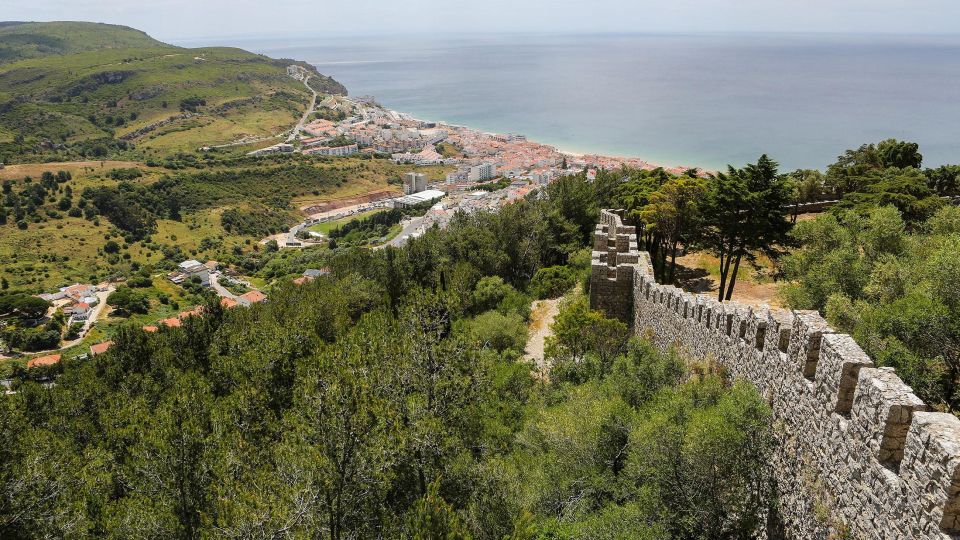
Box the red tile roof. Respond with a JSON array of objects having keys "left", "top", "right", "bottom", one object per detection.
[
  {"left": 64, "top": 284, "right": 92, "bottom": 295},
  {"left": 27, "top": 354, "right": 61, "bottom": 368},
  {"left": 292, "top": 276, "right": 309, "bottom": 285},
  {"left": 142, "top": 325, "right": 158, "bottom": 333},
  {"left": 241, "top": 290, "right": 267, "bottom": 304},
  {"left": 178, "top": 306, "right": 204, "bottom": 320},
  {"left": 220, "top": 297, "right": 238, "bottom": 308},
  {"left": 160, "top": 318, "right": 182, "bottom": 328},
  {"left": 90, "top": 341, "right": 113, "bottom": 356}
]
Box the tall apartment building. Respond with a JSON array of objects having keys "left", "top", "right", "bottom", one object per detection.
[
  {"left": 468, "top": 162, "right": 497, "bottom": 182},
  {"left": 403, "top": 172, "right": 427, "bottom": 194}
]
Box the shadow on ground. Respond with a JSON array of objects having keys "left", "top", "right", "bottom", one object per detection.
[{"left": 673, "top": 264, "right": 716, "bottom": 294}]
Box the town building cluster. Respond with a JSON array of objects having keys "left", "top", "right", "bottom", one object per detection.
[
  {"left": 39, "top": 283, "right": 106, "bottom": 327},
  {"left": 250, "top": 93, "right": 694, "bottom": 182}
]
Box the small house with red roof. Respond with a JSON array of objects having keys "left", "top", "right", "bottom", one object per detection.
[
  {"left": 160, "top": 317, "right": 182, "bottom": 328},
  {"left": 90, "top": 341, "right": 113, "bottom": 356},
  {"left": 27, "top": 354, "right": 61, "bottom": 369},
  {"left": 238, "top": 290, "right": 267, "bottom": 307}
]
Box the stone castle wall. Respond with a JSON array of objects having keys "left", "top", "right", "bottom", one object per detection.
[{"left": 590, "top": 209, "right": 960, "bottom": 539}]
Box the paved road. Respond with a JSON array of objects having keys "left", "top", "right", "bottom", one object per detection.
[
  {"left": 210, "top": 274, "right": 239, "bottom": 301},
  {"left": 37, "top": 287, "right": 115, "bottom": 352},
  {"left": 287, "top": 72, "right": 318, "bottom": 143},
  {"left": 382, "top": 216, "right": 427, "bottom": 249},
  {"left": 272, "top": 202, "right": 393, "bottom": 250}
]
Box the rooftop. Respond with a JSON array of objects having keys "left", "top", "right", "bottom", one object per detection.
[
  {"left": 394, "top": 189, "right": 446, "bottom": 206},
  {"left": 27, "top": 354, "right": 61, "bottom": 368},
  {"left": 240, "top": 290, "right": 267, "bottom": 304},
  {"left": 90, "top": 341, "right": 113, "bottom": 356},
  {"left": 179, "top": 260, "right": 204, "bottom": 271}
]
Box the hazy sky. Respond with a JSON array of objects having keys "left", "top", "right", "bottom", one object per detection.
[{"left": 8, "top": 0, "right": 960, "bottom": 41}]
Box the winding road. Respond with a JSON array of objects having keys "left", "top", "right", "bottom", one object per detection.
[{"left": 287, "top": 70, "right": 318, "bottom": 143}]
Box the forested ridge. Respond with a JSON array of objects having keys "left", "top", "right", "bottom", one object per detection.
[{"left": 0, "top": 175, "right": 774, "bottom": 539}]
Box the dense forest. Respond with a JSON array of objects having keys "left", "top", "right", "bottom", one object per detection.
[
  {"left": 2, "top": 138, "right": 958, "bottom": 537},
  {"left": 0, "top": 175, "right": 774, "bottom": 539}
]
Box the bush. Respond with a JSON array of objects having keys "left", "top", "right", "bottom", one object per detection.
[
  {"left": 22, "top": 329, "right": 61, "bottom": 351},
  {"left": 65, "top": 322, "right": 84, "bottom": 341},
  {"left": 529, "top": 265, "right": 577, "bottom": 299},
  {"left": 0, "top": 294, "right": 50, "bottom": 319},
  {"left": 107, "top": 286, "right": 149, "bottom": 315},
  {"left": 126, "top": 275, "right": 152, "bottom": 288},
  {"left": 463, "top": 310, "right": 528, "bottom": 353},
  {"left": 107, "top": 168, "right": 143, "bottom": 181},
  {"left": 472, "top": 276, "right": 513, "bottom": 312}
]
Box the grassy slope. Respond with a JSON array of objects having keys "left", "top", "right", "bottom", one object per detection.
[
  {"left": 0, "top": 22, "right": 347, "bottom": 162},
  {"left": 307, "top": 209, "right": 385, "bottom": 235},
  {"left": 0, "top": 21, "right": 165, "bottom": 63},
  {"left": 0, "top": 158, "right": 448, "bottom": 291}
]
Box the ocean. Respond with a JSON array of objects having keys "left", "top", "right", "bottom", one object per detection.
[{"left": 178, "top": 33, "right": 960, "bottom": 171}]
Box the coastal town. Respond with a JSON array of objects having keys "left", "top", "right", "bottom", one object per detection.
[
  {"left": 260, "top": 69, "right": 699, "bottom": 249},
  {"left": 254, "top": 75, "right": 695, "bottom": 181},
  {"left": 1, "top": 65, "right": 700, "bottom": 374}
]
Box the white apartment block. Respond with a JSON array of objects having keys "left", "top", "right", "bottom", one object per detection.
[{"left": 468, "top": 163, "right": 497, "bottom": 182}]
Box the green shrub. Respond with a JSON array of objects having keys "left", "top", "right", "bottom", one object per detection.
[{"left": 529, "top": 265, "right": 577, "bottom": 299}]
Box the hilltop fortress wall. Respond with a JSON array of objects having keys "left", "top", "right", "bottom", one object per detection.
[{"left": 590, "top": 209, "right": 960, "bottom": 539}]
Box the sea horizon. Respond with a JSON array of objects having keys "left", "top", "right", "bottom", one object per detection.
[{"left": 175, "top": 32, "right": 960, "bottom": 171}]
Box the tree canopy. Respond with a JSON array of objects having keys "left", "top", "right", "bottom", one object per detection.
[
  {"left": 0, "top": 174, "right": 774, "bottom": 538},
  {"left": 783, "top": 205, "right": 960, "bottom": 412}
]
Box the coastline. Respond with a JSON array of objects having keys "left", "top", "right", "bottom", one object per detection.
[{"left": 382, "top": 108, "right": 706, "bottom": 175}]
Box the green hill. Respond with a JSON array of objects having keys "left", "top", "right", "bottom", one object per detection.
[
  {"left": 0, "top": 21, "right": 166, "bottom": 64},
  {"left": 0, "top": 22, "right": 347, "bottom": 163}
]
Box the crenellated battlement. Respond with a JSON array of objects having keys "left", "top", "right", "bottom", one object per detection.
[
  {"left": 590, "top": 209, "right": 960, "bottom": 539},
  {"left": 589, "top": 210, "right": 648, "bottom": 323}
]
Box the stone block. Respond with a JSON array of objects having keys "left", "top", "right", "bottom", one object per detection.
[
  {"left": 902, "top": 412, "right": 960, "bottom": 535},
  {"left": 851, "top": 367, "right": 927, "bottom": 467},
  {"left": 788, "top": 310, "right": 834, "bottom": 380},
  {"left": 815, "top": 334, "right": 874, "bottom": 415}
]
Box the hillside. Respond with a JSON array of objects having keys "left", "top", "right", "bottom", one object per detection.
[
  {"left": 0, "top": 21, "right": 166, "bottom": 63},
  {"left": 0, "top": 22, "right": 347, "bottom": 163},
  {"left": 0, "top": 155, "right": 446, "bottom": 292}
]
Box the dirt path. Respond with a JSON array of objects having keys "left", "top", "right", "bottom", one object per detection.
[
  {"left": 299, "top": 189, "right": 399, "bottom": 216},
  {"left": 524, "top": 298, "right": 561, "bottom": 372}
]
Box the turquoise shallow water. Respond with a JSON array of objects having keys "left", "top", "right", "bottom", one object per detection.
[{"left": 181, "top": 33, "right": 960, "bottom": 171}]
